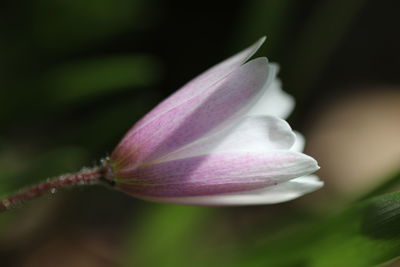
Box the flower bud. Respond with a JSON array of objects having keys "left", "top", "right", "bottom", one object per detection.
[{"left": 107, "top": 37, "right": 322, "bottom": 205}]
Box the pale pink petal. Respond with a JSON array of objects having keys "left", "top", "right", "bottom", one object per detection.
[
  {"left": 112, "top": 58, "right": 271, "bottom": 169},
  {"left": 157, "top": 115, "right": 296, "bottom": 162},
  {"left": 115, "top": 151, "right": 319, "bottom": 198},
  {"left": 247, "top": 77, "right": 295, "bottom": 119},
  {"left": 147, "top": 175, "right": 323, "bottom": 205},
  {"left": 129, "top": 37, "right": 266, "bottom": 133}
]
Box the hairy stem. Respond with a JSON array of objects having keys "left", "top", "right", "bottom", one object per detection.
[{"left": 0, "top": 167, "right": 106, "bottom": 212}]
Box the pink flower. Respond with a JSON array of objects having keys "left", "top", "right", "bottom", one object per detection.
[{"left": 108, "top": 37, "right": 322, "bottom": 205}]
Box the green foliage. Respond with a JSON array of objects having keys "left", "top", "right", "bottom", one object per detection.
[
  {"left": 43, "top": 55, "right": 161, "bottom": 106},
  {"left": 121, "top": 204, "right": 214, "bottom": 267},
  {"left": 32, "top": 0, "right": 154, "bottom": 53},
  {"left": 118, "top": 190, "right": 400, "bottom": 267},
  {"left": 359, "top": 170, "right": 400, "bottom": 201},
  {"left": 234, "top": 192, "right": 400, "bottom": 267}
]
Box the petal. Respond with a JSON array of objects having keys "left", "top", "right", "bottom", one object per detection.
[
  {"left": 148, "top": 175, "right": 323, "bottom": 205},
  {"left": 112, "top": 58, "right": 272, "bottom": 169},
  {"left": 116, "top": 151, "right": 320, "bottom": 198},
  {"left": 291, "top": 131, "right": 305, "bottom": 152},
  {"left": 247, "top": 77, "right": 295, "bottom": 119},
  {"left": 129, "top": 37, "right": 266, "bottom": 134},
  {"left": 158, "top": 115, "right": 296, "bottom": 162}
]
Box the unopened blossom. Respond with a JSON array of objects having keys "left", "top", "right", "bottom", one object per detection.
[{"left": 106, "top": 37, "right": 322, "bottom": 205}]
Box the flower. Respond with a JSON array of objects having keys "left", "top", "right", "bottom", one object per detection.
[{"left": 107, "top": 37, "right": 322, "bottom": 205}]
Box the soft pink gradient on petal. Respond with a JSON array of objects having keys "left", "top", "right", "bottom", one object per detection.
[
  {"left": 108, "top": 37, "right": 322, "bottom": 205},
  {"left": 143, "top": 175, "right": 323, "bottom": 205},
  {"left": 112, "top": 58, "right": 271, "bottom": 169},
  {"left": 115, "top": 151, "right": 319, "bottom": 197},
  {"left": 129, "top": 37, "right": 266, "bottom": 133}
]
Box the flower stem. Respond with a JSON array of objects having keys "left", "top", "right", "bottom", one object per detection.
[{"left": 0, "top": 167, "right": 107, "bottom": 212}]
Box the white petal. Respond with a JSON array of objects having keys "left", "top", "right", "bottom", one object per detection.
[
  {"left": 157, "top": 115, "right": 296, "bottom": 162},
  {"left": 291, "top": 131, "right": 305, "bottom": 152},
  {"left": 145, "top": 175, "right": 323, "bottom": 205},
  {"left": 248, "top": 78, "right": 295, "bottom": 119}
]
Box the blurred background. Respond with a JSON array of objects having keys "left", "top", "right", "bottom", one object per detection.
[{"left": 0, "top": 0, "right": 399, "bottom": 266}]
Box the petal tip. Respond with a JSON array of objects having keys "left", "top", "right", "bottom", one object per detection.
[
  {"left": 311, "top": 158, "right": 321, "bottom": 172},
  {"left": 258, "top": 36, "right": 267, "bottom": 44},
  {"left": 252, "top": 36, "right": 266, "bottom": 51},
  {"left": 295, "top": 152, "right": 320, "bottom": 174}
]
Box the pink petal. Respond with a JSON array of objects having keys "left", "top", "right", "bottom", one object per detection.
[
  {"left": 143, "top": 175, "right": 323, "bottom": 205},
  {"left": 115, "top": 151, "right": 319, "bottom": 198},
  {"left": 112, "top": 58, "right": 272, "bottom": 169},
  {"left": 132, "top": 37, "right": 266, "bottom": 132}
]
